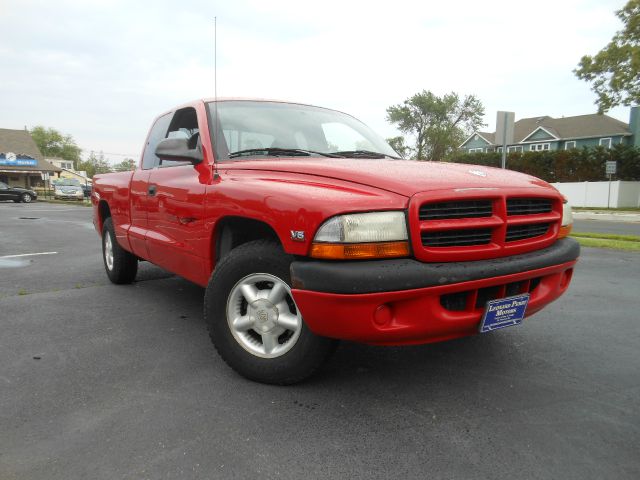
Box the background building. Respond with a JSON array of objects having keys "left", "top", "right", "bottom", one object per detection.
[
  {"left": 0, "top": 128, "right": 61, "bottom": 188},
  {"left": 47, "top": 158, "right": 92, "bottom": 186},
  {"left": 461, "top": 107, "right": 640, "bottom": 153}
]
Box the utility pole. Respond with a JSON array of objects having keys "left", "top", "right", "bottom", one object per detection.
[{"left": 495, "top": 111, "right": 514, "bottom": 169}]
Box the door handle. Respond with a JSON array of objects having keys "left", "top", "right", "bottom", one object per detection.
[{"left": 148, "top": 184, "right": 157, "bottom": 196}]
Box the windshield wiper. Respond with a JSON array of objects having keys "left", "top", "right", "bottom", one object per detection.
[
  {"left": 229, "top": 148, "right": 340, "bottom": 159},
  {"left": 330, "top": 150, "right": 400, "bottom": 159}
]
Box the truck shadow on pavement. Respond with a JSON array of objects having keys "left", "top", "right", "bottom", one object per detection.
[{"left": 131, "top": 264, "right": 523, "bottom": 393}]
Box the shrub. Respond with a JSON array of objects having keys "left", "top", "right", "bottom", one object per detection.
[{"left": 449, "top": 145, "right": 640, "bottom": 182}]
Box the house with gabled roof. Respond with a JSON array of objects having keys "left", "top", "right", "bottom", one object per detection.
[
  {"left": 460, "top": 106, "right": 640, "bottom": 153},
  {"left": 0, "top": 128, "right": 61, "bottom": 188},
  {"left": 47, "top": 158, "right": 92, "bottom": 186}
]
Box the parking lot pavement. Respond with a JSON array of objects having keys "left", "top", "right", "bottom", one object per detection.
[{"left": 1, "top": 202, "right": 639, "bottom": 480}]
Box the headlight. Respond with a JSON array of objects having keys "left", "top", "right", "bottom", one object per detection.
[
  {"left": 311, "top": 211, "right": 409, "bottom": 260},
  {"left": 558, "top": 200, "right": 573, "bottom": 238}
]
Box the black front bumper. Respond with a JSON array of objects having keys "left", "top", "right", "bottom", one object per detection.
[{"left": 291, "top": 238, "right": 580, "bottom": 294}]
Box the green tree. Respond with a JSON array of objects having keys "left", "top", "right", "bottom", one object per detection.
[
  {"left": 386, "top": 90, "right": 485, "bottom": 161},
  {"left": 77, "top": 151, "right": 112, "bottom": 178},
  {"left": 386, "top": 136, "right": 411, "bottom": 158},
  {"left": 574, "top": 0, "right": 640, "bottom": 112},
  {"left": 114, "top": 158, "right": 137, "bottom": 172},
  {"left": 29, "top": 126, "right": 82, "bottom": 166}
]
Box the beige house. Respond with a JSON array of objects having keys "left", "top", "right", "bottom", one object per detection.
[{"left": 47, "top": 158, "right": 92, "bottom": 186}]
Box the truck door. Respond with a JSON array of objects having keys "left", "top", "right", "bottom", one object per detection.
[
  {"left": 128, "top": 113, "right": 172, "bottom": 259},
  {"left": 145, "top": 107, "right": 208, "bottom": 285}
]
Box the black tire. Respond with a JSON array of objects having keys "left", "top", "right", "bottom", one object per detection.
[
  {"left": 204, "top": 240, "right": 337, "bottom": 385},
  {"left": 102, "top": 217, "right": 138, "bottom": 284},
  {"left": 21, "top": 193, "right": 32, "bottom": 203}
]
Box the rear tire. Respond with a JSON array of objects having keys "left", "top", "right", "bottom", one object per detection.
[
  {"left": 102, "top": 217, "right": 138, "bottom": 284},
  {"left": 204, "top": 240, "right": 337, "bottom": 385}
]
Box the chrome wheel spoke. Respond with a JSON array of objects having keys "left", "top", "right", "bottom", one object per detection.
[
  {"left": 261, "top": 333, "right": 279, "bottom": 354},
  {"left": 232, "top": 315, "right": 253, "bottom": 332},
  {"left": 240, "top": 284, "right": 259, "bottom": 303},
  {"left": 267, "top": 282, "right": 287, "bottom": 304},
  {"left": 277, "top": 312, "right": 300, "bottom": 331}
]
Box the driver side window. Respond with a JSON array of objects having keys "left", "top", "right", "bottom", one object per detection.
[
  {"left": 0, "top": 181, "right": 8, "bottom": 190},
  {"left": 160, "top": 107, "right": 201, "bottom": 168}
]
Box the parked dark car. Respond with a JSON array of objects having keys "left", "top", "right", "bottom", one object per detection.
[
  {"left": 0, "top": 181, "right": 37, "bottom": 203},
  {"left": 81, "top": 183, "right": 92, "bottom": 198}
]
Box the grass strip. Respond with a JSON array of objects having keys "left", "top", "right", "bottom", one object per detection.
[
  {"left": 570, "top": 233, "right": 640, "bottom": 252},
  {"left": 571, "top": 232, "right": 640, "bottom": 242}
]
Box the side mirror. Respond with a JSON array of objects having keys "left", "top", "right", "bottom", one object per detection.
[{"left": 155, "top": 137, "right": 203, "bottom": 165}]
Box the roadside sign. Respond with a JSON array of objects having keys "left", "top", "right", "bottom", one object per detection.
[{"left": 605, "top": 161, "right": 617, "bottom": 175}]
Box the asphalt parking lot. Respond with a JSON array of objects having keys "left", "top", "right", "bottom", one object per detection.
[{"left": 1, "top": 202, "right": 639, "bottom": 480}]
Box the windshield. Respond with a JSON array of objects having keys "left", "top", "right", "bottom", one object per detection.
[
  {"left": 206, "top": 101, "right": 399, "bottom": 161},
  {"left": 55, "top": 179, "right": 81, "bottom": 186}
]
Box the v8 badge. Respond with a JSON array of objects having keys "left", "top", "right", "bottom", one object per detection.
[{"left": 290, "top": 230, "right": 305, "bottom": 242}]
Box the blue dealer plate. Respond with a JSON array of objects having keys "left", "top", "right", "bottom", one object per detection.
[{"left": 479, "top": 293, "right": 530, "bottom": 333}]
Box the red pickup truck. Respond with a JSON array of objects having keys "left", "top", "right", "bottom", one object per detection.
[{"left": 93, "top": 99, "right": 579, "bottom": 384}]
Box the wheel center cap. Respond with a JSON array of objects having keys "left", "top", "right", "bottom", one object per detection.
[{"left": 250, "top": 299, "right": 279, "bottom": 333}]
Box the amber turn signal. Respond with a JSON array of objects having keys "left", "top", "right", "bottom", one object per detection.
[
  {"left": 558, "top": 224, "right": 572, "bottom": 239},
  {"left": 310, "top": 241, "right": 410, "bottom": 260}
]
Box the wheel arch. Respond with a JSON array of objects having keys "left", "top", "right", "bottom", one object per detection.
[
  {"left": 210, "top": 216, "right": 283, "bottom": 271},
  {"left": 97, "top": 200, "right": 111, "bottom": 234}
]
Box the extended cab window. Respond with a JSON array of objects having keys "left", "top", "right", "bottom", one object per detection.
[{"left": 142, "top": 113, "right": 172, "bottom": 170}]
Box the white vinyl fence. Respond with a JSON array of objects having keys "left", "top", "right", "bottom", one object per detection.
[{"left": 551, "top": 181, "right": 640, "bottom": 208}]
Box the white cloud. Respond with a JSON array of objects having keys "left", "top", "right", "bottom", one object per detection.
[{"left": 0, "top": 0, "right": 632, "bottom": 161}]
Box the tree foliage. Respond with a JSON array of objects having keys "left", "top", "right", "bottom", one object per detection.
[
  {"left": 574, "top": 0, "right": 640, "bottom": 112},
  {"left": 386, "top": 90, "right": 485, "bottom": 161},
  {"left": 450, "top": 144, "right": 640, "bottom": 182},
  {"left": 77, "top": 151, "right": 112, "bottom": 178},
  {"left": 114, "top": 158, "right": 137, "bottom": 172},
  {"left": 386, "top": 136, "right": 411, "bottom": 159},
  {"left": 30, "top": 126, "right": 82, "bottom": 165}
]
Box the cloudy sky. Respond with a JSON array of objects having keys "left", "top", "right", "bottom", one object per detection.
[{"left": 0, "top": 0, "right": 630, "bottom": 162}]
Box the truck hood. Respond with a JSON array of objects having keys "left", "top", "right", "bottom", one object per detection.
[{"left": 222, "top": 158, "right": 556, "bottom": 197}]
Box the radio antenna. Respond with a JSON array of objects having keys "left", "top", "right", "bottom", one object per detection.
[{"left": 213, "top": 17, "right": 218, "bottom": 160}]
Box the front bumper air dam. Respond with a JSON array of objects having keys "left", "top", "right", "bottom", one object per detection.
[{"left": 290, "top": 239, "right": 579, "bottom": 345}]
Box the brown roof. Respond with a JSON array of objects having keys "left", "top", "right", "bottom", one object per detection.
[
  {"left": 494, "top": 114, "right": 630, "bottom": 144},
  {"left": 541, "top": 114, "right": 630, "bottom": 140},
  {"left": 477, "top": 132, "right": 496, "bottom": 143},
  {"left": 0, "top": 128, "right": 61, "bottom": 172}
]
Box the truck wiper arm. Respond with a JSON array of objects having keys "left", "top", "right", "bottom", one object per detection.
[
  {"left": 330, "top": 150, "right": 401, "bottom": 159},
  {"left": 229, "top": 148, "right": 341, "bottom": 158}
]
